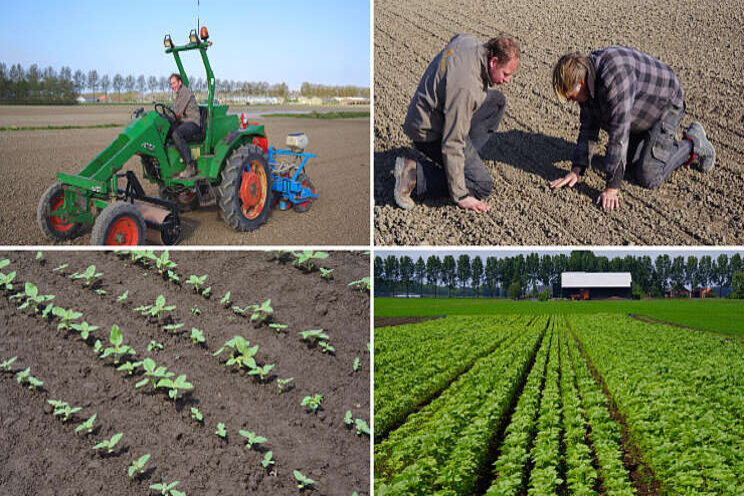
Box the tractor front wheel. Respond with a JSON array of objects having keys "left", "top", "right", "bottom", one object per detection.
[
  {"left": 37, "top": 182, "right": 82, "bottom": 241},
  {"left": 91, "top": 202, "right": 146, "bottom": 246},
  {"left": 218, "top": 144, "right": 272, "bottom": 231}
]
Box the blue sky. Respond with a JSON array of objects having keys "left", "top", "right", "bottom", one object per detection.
[{"left": 1, "top": 0, "right": 370, "bottom": 90}]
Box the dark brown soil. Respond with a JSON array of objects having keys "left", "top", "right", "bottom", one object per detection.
[
  {"left": 0, "top": 250, "right": 370, "bottom": 495},
  {"left": 372, "top": 315, "right": 444, "bottom": 328},
  {"left": 373, "top": 0, "right": 744, "bottom": 245}
]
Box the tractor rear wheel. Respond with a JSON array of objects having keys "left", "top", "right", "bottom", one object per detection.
[
  {"left": 218, "top": 144, "right": 272, "bottom": 231},
  {"left": 91, "top": 202, "right": 146, "bottom": 246},
  {"left": 37, "top": 182, "right": 82, "bottom": 241},
  {"left": 294, "top": 174, "right": 316, "bottom": 213}
]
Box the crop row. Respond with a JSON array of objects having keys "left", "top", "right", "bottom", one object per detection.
[
  {"left": 374, "top": 316, "right": 547, "bottom": 495},
  {"left": 572, "top": 314, "right": 744, "bottom": 494},
  {"left": 375, "top": 315, "right": 528, "bottom": 438}
]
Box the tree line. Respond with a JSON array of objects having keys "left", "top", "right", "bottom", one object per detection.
[
  {"left": 0, "top": 61, "right": 369, "bottom": 104},
  {"left": 374, "top": 251, "right": 744, "bottom": 299}
]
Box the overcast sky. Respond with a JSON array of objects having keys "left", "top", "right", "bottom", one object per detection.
[{"left": 1, "top": 0, "right": 370, "bottom": 91}]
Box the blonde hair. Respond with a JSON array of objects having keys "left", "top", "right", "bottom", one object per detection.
[{"left": 552, "top": 52, "right": 591, "bottom": 102}]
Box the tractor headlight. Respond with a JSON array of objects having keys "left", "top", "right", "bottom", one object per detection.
[
  {"left": 189, "top": 29, "right": 199, "bottom": 44},
  {"left": 164, "top": 35, "right": 173, "bottom": 49}
]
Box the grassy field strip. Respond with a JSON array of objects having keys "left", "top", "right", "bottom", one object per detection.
[
  {"left": 572, "top": 314, "right": 744, "bottom": 494},
  {"left": 486, "top": 324, "right": 552, "bottom": 495},
  {"left": 375, "top": 315, "right": 526, "bottom": 438},
  {"left": 374, "top": 316, "right": 547, "bottom": 495},
  {"left": 564, "top": 326, "right": 636, "bottom": 495}
]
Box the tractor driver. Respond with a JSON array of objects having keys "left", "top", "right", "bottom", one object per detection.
[{"left": 169, "top": 73, "right": 201, "bottom": 179}]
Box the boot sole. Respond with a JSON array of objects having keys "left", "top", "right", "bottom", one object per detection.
[{"left": 393, "top": 158, "right": 415, "bottom": 210}]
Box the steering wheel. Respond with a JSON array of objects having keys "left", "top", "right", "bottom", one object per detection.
[{"left": 154, "top": 103, "right": 178, "bottom": 124}]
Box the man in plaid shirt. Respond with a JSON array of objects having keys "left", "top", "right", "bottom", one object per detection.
[{"left": 550, "top": 46, "right": 715, "bottom": 210}]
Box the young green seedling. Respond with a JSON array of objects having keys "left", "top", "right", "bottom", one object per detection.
[
  {"left": 47, "top": 399, "right": 82, "bottom": 422},
  {"left": 348, "top": 277, "right": 371, "bottom": 293},
  {"left": 100, "top": 324, "right": 136, "bottom": 364},
  {"left": 128, "top": 453, "right": 151, "bottom": 477},
  {"left": 151, "top": 250, "right": 177, "bottom": 276},
  {"left": 157, "top": 374, "right": 193, "bottom": 401},
  {"left": 190, "top": 407, "right": 203, "bottom": 422},
  {"left": 293, "top": 470, "right": 316, "bottom": 491},
  {"left": 52, "top": 263, "right": 69, "bottom": 273},
  {"left": 0, "top": 259, "right": 10, "bottom": 270},
  {"left": 167, "top": 270, "right": 180, "bottom": 283},
  {"left": 140, "top": 295, "right": 176, "bottom": 321},
  {"left": 248, "top": 363, "right": 275, "bottom": 381},
  {"left": 70, "top": 321, "right": 99, "bottom": 341},
  {"left": 35, "top": 251, "right": 44, "bottom": 263},
  {"left": 202, "top": 286, "right": 211, "bottom": 298},
  {"left": 52, "top": 306, "right": 83, "bottom": 332},
  {"left": 163, "top": 323, "right": 184, "bottom": 333},
  {"left": 213, "top": 336, "right": 259, "bottom": 370},
  {"left": 299, "top": 329, "right": 329, "bottom": 345},
  {"left": 318, "top": 341, "right": 335, "bottom": 354},
  {"left": 70, "top": 265, "right": 103, "bottom": 287},
  {"left": 136, "top": 358, "right": 175, "bottom": 389},
  {"left": 92, "top": 432, "right": 123, "bottom": 454},
  {"left": 93, "top": 339, "right": 102, "bottom": 354},
  {"left": 190, "top": 306, "right": 201, "bottom": 316},
  {"left": 185, "top": 274, "right": 208, "bottom": 293},
  {"left": 117, "top": 360, "right": 143, "bottom": 375},
  {"left": 149, "top": 480, "right": 185, "bottom": 496},
  {"left": 353, "top": 357, "right": 361, "bottom": 372},
  {"left": 268, "top": 323, "right": 288, "bottom": 334},
  {"left": 277, "top": 377, "right": 294, "bottom": 394},
  {"left": 292, "top": 250, "right": 329, "bottom": 271},
  {"left": 238, "top": 430, "right": 267, "bottom": 450},
  {"left": 215, "top": 422, "right": 227, "bottom": 438},
  {"left": 190, "top": 328, "right": 205, "bottom": 345},
  {"left": 220, "top": 291, "right": 231, "bottom": 307},
  {"left": 261, "top": 451, "right": 275, "bottom": 468},
  {"left": 16, "top": 367, "right": 43, "bottom": 390},
  {"left": 117, "top": 290, "right": 129, "bottom": 303},
  {"left": 231, "top": 305, "right": 253, "bottom": 316},
  {"left": 301, "top": 394, "right": 323, "bottom": 413},
  {"left": 0, "top": 270, "right": 16, "bottom": 291},
  {"left": 75, "top": 413, "right": 97, "bottom": 435},
  {"left": 40, "top": 302, "right": 55, "bottom": 320},
  {"left": 319, "top": 267, "right": 334, "bottom": 280},
  {"left": 266, "top": 249, "right": 292, "bottom": 262},
  {"left": 354, "top": 418, "right": 370, "bottom": 436},
  {"left": 1, "top": 356, "right": 18, "bottom": 372},
  {"left": 94, "top": 289, "right": 107, "bottom": 296},
  {"left": 250, "top": 299, "right": 273, "bottom": 324},
  {"left": 16, "top": 282, "right": 55, "bottom": 312},
  {"left": 344, "top": 410, "right": 353, "bottom": 427}
]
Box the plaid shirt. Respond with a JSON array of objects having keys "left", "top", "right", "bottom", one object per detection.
[{"left": 572, "top": 46, "right": 683, "bottom": 188}]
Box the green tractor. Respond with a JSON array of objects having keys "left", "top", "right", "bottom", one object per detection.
[{"left": 37, "top": 26, "right": 273, "bottom": 245}]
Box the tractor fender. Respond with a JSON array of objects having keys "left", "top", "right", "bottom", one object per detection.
[{"left": 211, "top": 125, "right": 268, "bottom": 177}]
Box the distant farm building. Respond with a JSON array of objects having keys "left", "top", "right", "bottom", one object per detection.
[
  {"left": 332, "top": 96, "right": 370, "bottom": 105},
  {"left": 561, "top": 272, "right": 632, "bottom": 300}
]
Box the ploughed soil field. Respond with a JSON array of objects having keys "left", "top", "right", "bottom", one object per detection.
[
  {"left": 374, "top": 0, "right": 744, "bottom": 245},
  {"left": 0, "top": 250, "right": 370, "bottom": 495},
  {"left": 0, "top": 105, "right": 369, "bottom": 246}
]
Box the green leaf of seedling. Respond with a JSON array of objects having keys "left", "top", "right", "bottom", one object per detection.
[
  {"left": 239, "top": 430, "right": 267, "bottom": 449},
  {"left": 353, "top": 357, "right": 361, "bottom": 371},
  {"left": 110, "top": 324, "right": 123, "bottom": 346},
  {"left": 344, "top": 410, "right": 353, "bottom": 426},
  {"left": 163, "top": 323, "right": 184, "bottom": 333},
  {"left": 293, "top": 470, "right": 316, "bottom": 490},
  {"left": 319, "top": 267, "right": 334, "bottom": 279},
  {"left": 190, "top": 407, "right": 203, "bottom": 422},
  {"left": 215, "top": 422, "right": 227, "bottom": 438},
  {"left": 52, "top": 263, "right": 69, "bottom": 272},
  {"left": 269, "top": 323, "right": 288, "bottom": 333},
  {"left": 277, "top": 377, "right": 294, "bottom": 394},
  {"left": 1, "top": 356, "right": 18, "bottom": 372},
  {"left": 354, "top": 418, "right": 370, "bottom": 436},
  {"left": 261, "top": 450, "right": 275, "bottom": 468},
  {"left": 0, "top": 259, "right": 9, "bottom": 269},
  {"left": 220, "top": 291, "right": 231, "bottom": 306},
  {"left": 190, "top": 328, "right": 205, "bottom": 345},
  {"left": 190, "top": 306, "right": 201, "bottom": 315},
  {"left": 117, "top": 290, "right": 129, "bottom": 303},
  {"left": 71, "top": 321, "right": 99, "bottom": 341},
  {"left": 94, "top": 289, "right": 107, "bottom": 296},
  {"left": 117, "top": 360, "right": 143, "bottom": 375},
  {"left": 128, "top": 453, "right": 151, "bottom": 477},
  {"left": 35, "top": 251, "right": 43, "bottom": 261},
  {"left": 75, "top": 413, "right": 97, "bottom": 435},
  {"left": 148, "top": 340, "right": 164, "bottom": 352},
  {"left": 202, "top": 286, "right": 211, "bottom": 297},
  {"left": 167, "top": 270, "right": 180, "bottom": 283}
]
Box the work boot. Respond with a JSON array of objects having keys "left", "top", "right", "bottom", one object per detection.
[
  {"left": 684, "top": 122, "right": 715, "bottom": 172},
  {"left": 177, "top": 162, "right": 197, "bottom": 179},
  {"left": 393, "top": 157, "right": 417, "bottom": 210}
]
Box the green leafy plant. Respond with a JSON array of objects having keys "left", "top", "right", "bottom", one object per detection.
[
  {"left": 36, "top": 251, "right": 44, "bottom": 263},
  {"left": 319, "top": 267, "right": 334, "bottom": 280},
  {"left": 100, "top": 324, "right": 136, "bottom": 364},
  {"left": 40, "top": 302, "right": 55, "bottom": 320},
  {"left": 157, "top": 374, "right": 193, "bottom": 401},
  {"left": 185, "top": 274, "right": 208, "bottom": 293},
  {"left": 293, "top": 470, "right": 316, "bottom": 490},
  {"left": 117, "top": 360, "right": 143, "bottom": 375},
  {"left": 250, "top": 299, "right": 273, "bottom": 324},
  {"left": 301, "top": 394, "right": 323, "bottom": 413},
  {"left": 136, "top": 358, "right": 174, "bottom": 389},
  {"left": 163, "top": 323, "right": 184, "bottom": 333},
  {"left": 220, "top": 291, "right": 231, "bottom": 307},
  {"left": 150, "top": 250, "right": 177, "bottom": 276},
  {"left": 52, "top": 306, "right": 83, "bottom": 331},
  {"left": 261, "top": 451, "right": 275, "bottom": 468},
  {"left": 117, "top": 290, "right": 129, "bottom": 303},
  {"left": 248, "top": 363, "right": 275, "bottom": 381},
  {"left": 52, "top": 263, "right": 69, "bottom": 273},
  {"left": 238, "top": 430, "right": 267, "bottom": 449},
  {"left": 202, "top": 286, "right": 211, "bottom": 298},
  {"left": 292, "top": 250, "right": 329, "bottom": 271},
  {"left": 47, "top": 399, "right": 82, "bottom": 422},
  {"left": 75, "top": 413, "right": 97, "bottom": 435},
  {"left": 16, "top": 367, "right": 43, "bottom": 390},
  {"left": 128, "top": 453, "right": 151, "bottom": 477},
  {"left": 1, "top": 356, "right": 18, "bottom": 372},
  {"left": 148, "top": 340, "right": 164, "bottom": 352},
  {"left": 213, "top": 336, "right": 259, "bottom": 370},
  {"left": 353, "top": 357, "right": 361, "bottom": 372},
  {"left": 190, "top": 328, "right": 205, "bottom": 345},
  {"left": 138, "top": 295, "right": 176, "bottom": 321},
  {"left": 167, "top": 270, "right": 180, "bottom": 283},
  {"left": 149, "top": 480, "right": 185, "bottom": 496},
  {"left": 92, "top": 432, "right": 123, "bottom": 454},
  {"left": 348, "top": 277, "right": 371, "bottom": 293},
  {"left": 0, "top": 259, "right": 9, "bottom": 270},
  {"left": 94, "top": 289, "right": 107, "bottom": 296},
  {"left": 266, "top": 249, "right": 292, "bottom": 262},
  {"left": 318, "top": 341, "right": 335, "bottom": 354},
  {"left": 232, "top": 305, "right": 251, "bottom": 316},
  {"left": 14, "top": 282, "right": 55, "bottom": 313},
  {"left": 268, "top": 323, "right": 288, "bottom": 334},
  {"left": 0, "top": 270, "right": 16, "bottom": 291},
  {"left": 190, "top": 306, "right": 201, "bottom": 316},
  {"left": 354, "top": 418, "right": 370, "bottom": 436},
  {"left": 344, "top": 410, "right": 353, "bottom": 426},
  {"left": 299, "top": 329, "right": 329, "bottom": 345},
  {"left": 277, "top": 377, "right": 294, "bottom": 394},
  {"left": 93, "top": 339, "right": 102, "bottom": 354},
  {"left": 70, "top": 321, "right": 99, "bottom": 341},
  {"left": 190, "top": 407, "right": 203, "bottom": 422},
  {"left": 69, "top": 265, "right": 102, "bottom": 287},
  {"left": 215, "top": 422, "right": 227, "bottom": 438}
]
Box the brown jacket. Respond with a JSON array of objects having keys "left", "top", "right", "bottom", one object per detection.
[
  {"left": 403, "top": 34, "right": 492, "bottom": 201},
  {"left": 174, "top": 85, "right": 200, "bottom": 126}
]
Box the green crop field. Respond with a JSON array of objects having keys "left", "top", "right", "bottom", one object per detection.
[
  {"left": 374, "top": 314, "right": 744, "bottom": 495},
  {"left": 374, "top": 297, "right": 744, "bottom": 337}
]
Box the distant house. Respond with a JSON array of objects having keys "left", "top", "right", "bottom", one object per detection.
[
  {"left": 332, "top": 96, "right": 370, "bottom": 105},
  {"left": 76, "top": 94, "right": 106, "bottom": 103},
  {"left": 561, "top": 272, "right": 632, "bottom": 300}
]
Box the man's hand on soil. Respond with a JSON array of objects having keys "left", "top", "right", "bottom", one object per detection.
[
  {"left": 549, "top": 171, "right": 579, "bottom": 189},
  {"left": 597, "top": 188, "right": 620, "bottom": 210},
  {"left": 456, "top": 195, "right": 490, "bottom": 213}
]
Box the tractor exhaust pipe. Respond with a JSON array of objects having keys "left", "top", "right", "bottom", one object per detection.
[{"left": 133, "top": 202, "right": 181, "bottom": 245}]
